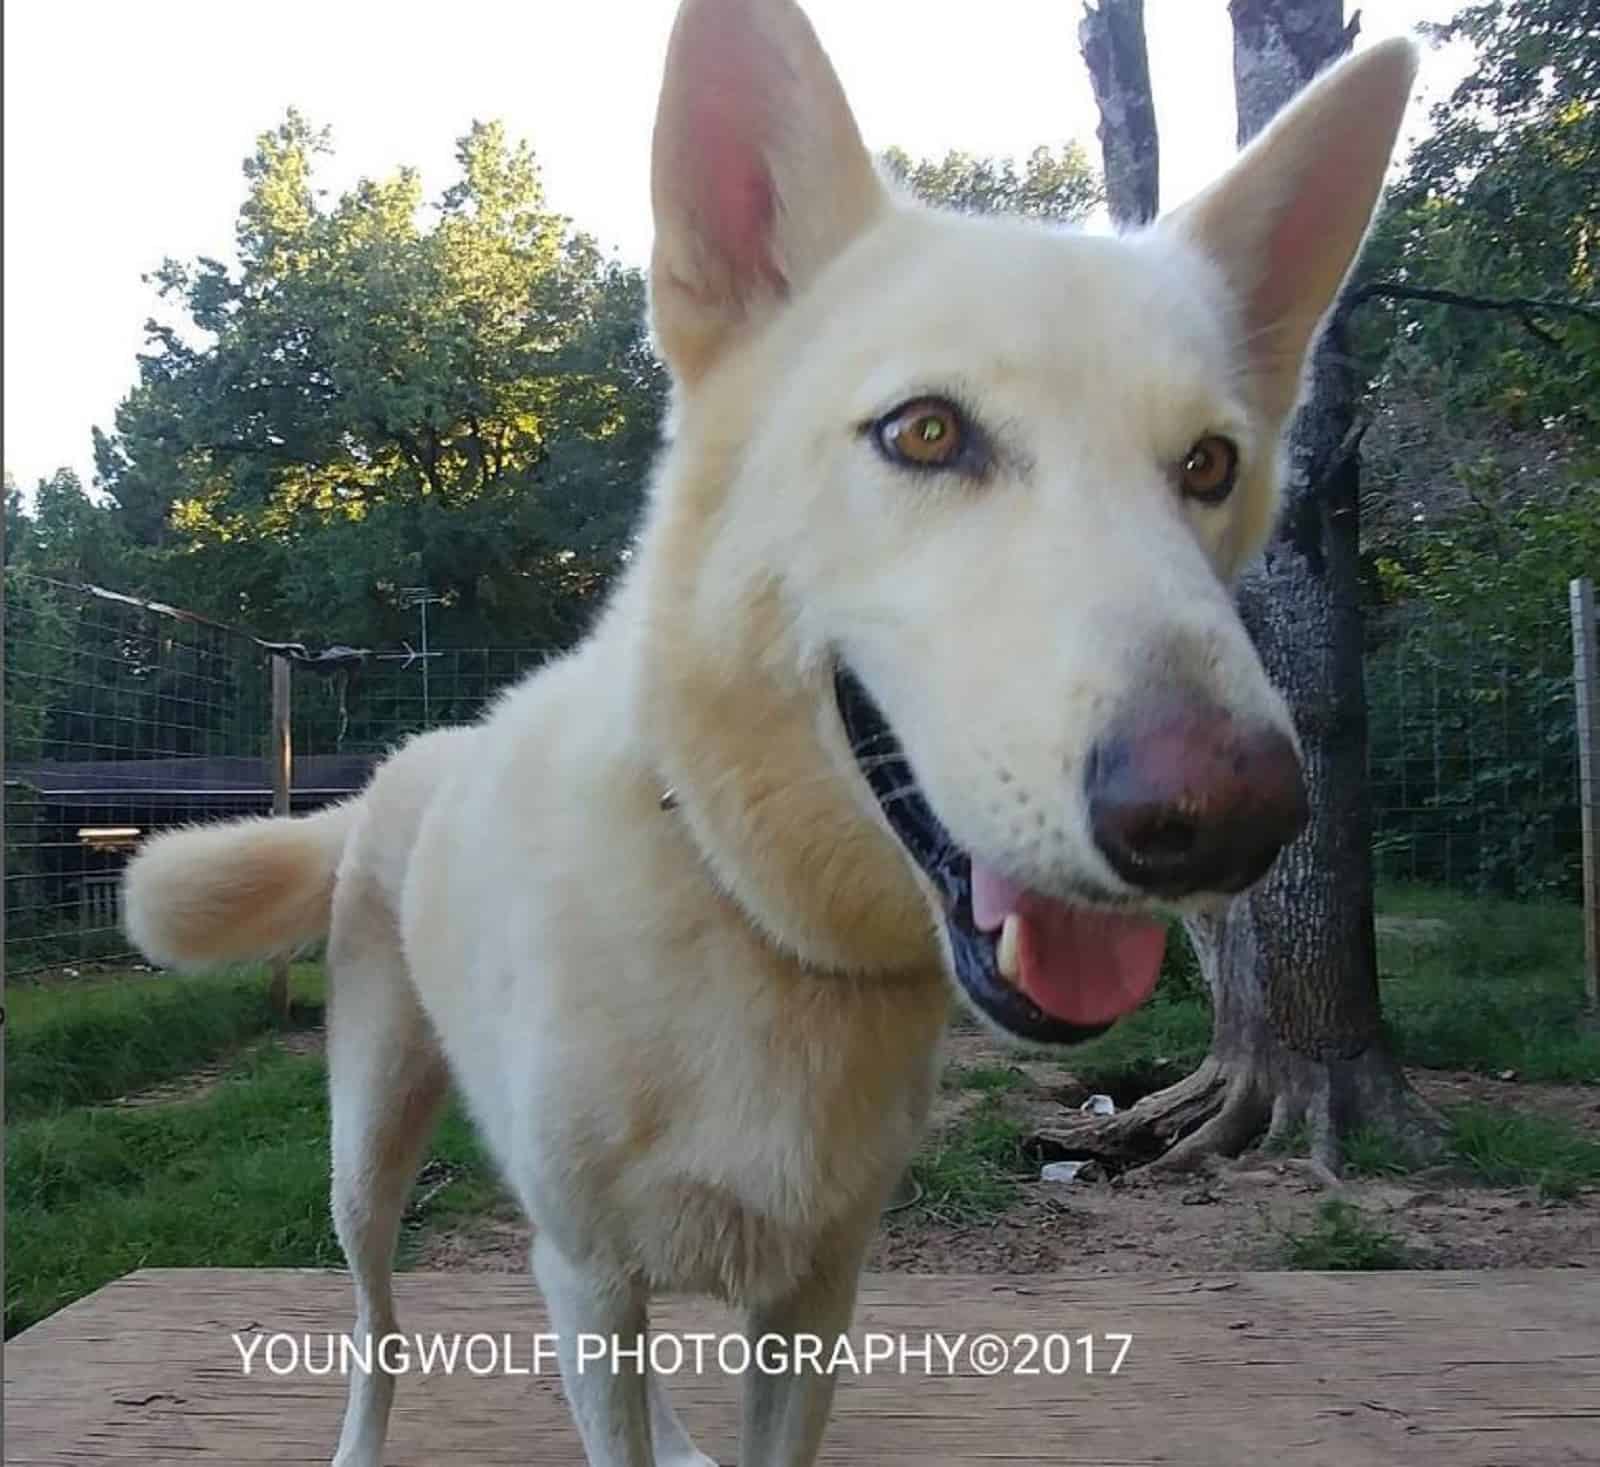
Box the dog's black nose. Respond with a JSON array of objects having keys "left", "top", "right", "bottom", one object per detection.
[{"left": 1085, "top": 695, "right": 1307, "bottom": 898}]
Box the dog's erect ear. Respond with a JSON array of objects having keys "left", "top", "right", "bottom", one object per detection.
[
  {"left": 1163, "top": 37, "right": 1417, "bottom": 420},
  {"left": 650, "top": 0, "right": 887, "bottom": 384}
]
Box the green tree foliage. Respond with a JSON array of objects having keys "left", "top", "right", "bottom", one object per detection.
[
  {"left": 1361, "top": 0, "right": 1599, "bottom": 478},
  {"left": 94, "top": 113, "right": 666, "bottom": 646},
  {"left": 880, "top": 143, "right": 1103, "bottom": 222},
  {"left": 3, "top": 572, "right": 72, "bottom": 763},
  {"left": 7, "top": 469, "right": 134, "bottom": 587},
  {"left": 1355, "top": 0, "right": 1598, "bottom": 899}
]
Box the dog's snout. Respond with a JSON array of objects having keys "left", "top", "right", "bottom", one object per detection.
[{"left": 1085, "top": 696, "right": 1307, "bottom": 898}]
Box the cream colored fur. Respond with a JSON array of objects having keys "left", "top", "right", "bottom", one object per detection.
[
  {"left": 121, "top": 4, "right": 1415, "bottom": 1463},
  {"left": 124, "top": 800, "right": 354, "bottom": 969}
]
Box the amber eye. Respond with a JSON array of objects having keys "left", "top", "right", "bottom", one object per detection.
[
  {"left": 875, "top": 398, "right": 965, "bottom": 469},
  {"left": 1180, "top": 435, "right": 1239, "bottom": 503}
]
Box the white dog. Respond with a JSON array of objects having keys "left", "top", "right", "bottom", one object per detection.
[{"left": 124, "top": 2, "right": 1415, "bottom": 1462}]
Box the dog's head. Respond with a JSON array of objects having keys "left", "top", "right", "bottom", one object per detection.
[{"left": 641, "top": 0, "right": 1415, "bottom": 1042}]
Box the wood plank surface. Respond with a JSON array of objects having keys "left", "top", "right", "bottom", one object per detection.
[{"left": 6, "top": 1268, "right": 1598, "bottom": 1464}]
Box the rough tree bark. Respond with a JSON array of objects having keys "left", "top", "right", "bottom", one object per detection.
[
  {"left": 1078, "top": 0, "right": 1160, "bottom": 226},
  {"left": 1069, "top": 0, "right": 1439, "bottom": 1174}
]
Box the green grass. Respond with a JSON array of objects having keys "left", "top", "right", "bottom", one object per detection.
[
  {"left": 1341, "top": 1124, "right": 1423, "bottom": 1177},
  {"left": 944, "top": 1062, "right": 1029, "bottom": 1093},
  {"left": 5, "top": 963, "right": 326, "bottom": 1119},
  {"left": 4, "top": 1044, "right": 503, "bottom": 1338},
  {"left": 7, "top": 881, "right": 1593, "bottom": 1336},
  {"left": 1376, "top": 886, "right": 1599, "bottom": 1083},
  {"left": 1054, "top": 994, "right": 1213, "bottom": 1097},
  {"left": 1031, "top": 887, "right": 1598, "bottom": 1099},
  {"left": 1342, "top": 1102, "right": 1600, "bottom": 1200},
  {"left": 910, "top": 1096, "right": 1030, "bottom": 1220},
  {"left": 1282, "top": 1200, "right": 1410, "bottom": 1270},
  {"left": 1445, "top": 1102, "right": 1600, "bottom": 1200},
  {"left": 6, "top": 1046, "right": 334, "bottom": 1335}
]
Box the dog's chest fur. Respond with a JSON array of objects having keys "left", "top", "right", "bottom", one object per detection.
[
  {"left": 514, "top": 952, "right": 950, "bottom": 1308},
  {"left": 624, "top": 983, "right": 947, "bottom": 1302},
  {"left": 400, "top": 715, "right": 951, "bottom": 1308}
]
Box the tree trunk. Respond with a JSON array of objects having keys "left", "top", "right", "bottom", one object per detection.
[
  {"left": 1199, "top": 0, "right": 1436, "bottom": 1170},
  {"left": 1228, "top": 0, "right": 1359, "bottom": 145},
  {"left": 1061, "top": 0, "right": 1439, "bottom": 1174},
  {"left": 1078, "top": 0, "right": 1160, "bottom": 227}
]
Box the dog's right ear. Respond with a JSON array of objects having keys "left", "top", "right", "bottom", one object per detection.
[{"left": 649, "top": 0, "right": 887, "bottom": 385}]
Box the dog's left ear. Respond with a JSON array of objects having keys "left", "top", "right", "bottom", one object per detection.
[
  {"left": 1163, "top": 37, "right": 1418, "bottom": 420},
  {"left": 649, "top": 0, "right": 888, "bottom": 385}
]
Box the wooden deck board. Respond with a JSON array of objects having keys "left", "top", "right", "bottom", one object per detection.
[{"left": 6, "top": 1268, "right": 1598, "bottom": 1464}]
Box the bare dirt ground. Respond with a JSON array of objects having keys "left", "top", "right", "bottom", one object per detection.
[{"left": 414, "top": 1026, "right": 1600, "bottom": 1277}]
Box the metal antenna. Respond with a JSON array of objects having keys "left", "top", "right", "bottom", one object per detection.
[{"left": 399, "top": 587, "right": 446, "bottom": 727}]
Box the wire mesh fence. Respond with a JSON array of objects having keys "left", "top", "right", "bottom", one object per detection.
[
  {"left": 2, "top": 565, "right": 1592, "bottom": 979},
  {"left": 0, "top": 571, "right": 553, "bottom": 976},
  {"left": 4, "top": 572, "right": 273, "bottom": 973},
  {"left": 291, "top": 648, "right": 549, "bottom": 757},
  {"left": 1366, "top": 597, "right": 1584, "bottom": 901}
]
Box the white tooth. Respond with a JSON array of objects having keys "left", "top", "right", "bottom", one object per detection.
[{"left": 997, "top": 913, "right": 1021, "bottom": 983}]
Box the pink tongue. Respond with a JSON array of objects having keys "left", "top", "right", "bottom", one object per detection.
[{"left": 971, "top": 863, "right": 1167, "bottom": 1028}]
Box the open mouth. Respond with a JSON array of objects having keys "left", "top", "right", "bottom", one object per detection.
[{"left": 835, "top": 664, "right": 1168, "bottom": 1045}]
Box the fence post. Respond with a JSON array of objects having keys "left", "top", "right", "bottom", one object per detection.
[
  {"left": 2, "top": 535, "right": 9, "bottom": 1088},
  {"left": 1572, "top": 577, "right": 1599, "bottom": 1020},
  {"left": 269, "top": 654, "right": 293, "bottom": 1022}
]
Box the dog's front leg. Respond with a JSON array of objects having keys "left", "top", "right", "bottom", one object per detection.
[
  {"left": 647, "top": 1374, "right": 719, "bottom": 1467},
  {"left": 534, "top": 1235, "right": 658, "bottom": 1467},
  {"left": 738, "top": 1225, "right": 872, "bottom": 1467}
]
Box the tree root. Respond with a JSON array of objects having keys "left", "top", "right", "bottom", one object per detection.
[
  {"left": 1033, "top": 1058, "right": 1263, "bottom": 1174},
  {"left": 1031, "top": 1045, "right": 1445, "bottom": 1177}
]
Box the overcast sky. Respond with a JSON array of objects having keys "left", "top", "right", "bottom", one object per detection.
[{"left": 3, "top": 0, "right": 1463, "bottom": 496}]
